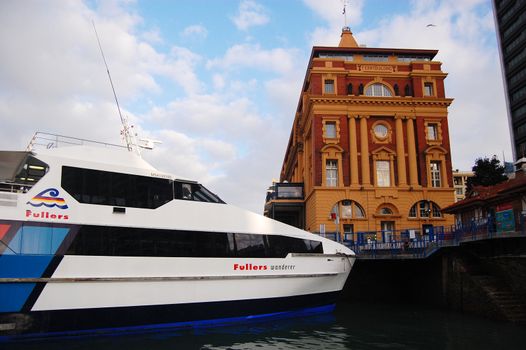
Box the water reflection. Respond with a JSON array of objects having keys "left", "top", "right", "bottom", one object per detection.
[{"left": 4, "top": 302, "right": 524, "bottom": 350}]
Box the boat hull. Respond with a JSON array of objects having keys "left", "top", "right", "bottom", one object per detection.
[
  {"left": 0, "top": 290, "right": 341, "bottom": 337},
  {"left": 0, "top": 253, "right": 353, "bottom": 336}
]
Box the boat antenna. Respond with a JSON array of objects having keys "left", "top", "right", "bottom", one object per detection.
[{"left": 92, "top": 20, "right": 140, "bottom": 155}]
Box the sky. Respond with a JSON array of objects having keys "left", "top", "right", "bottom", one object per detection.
[{"left": 0, "top": 0, "right": 511, "bottom": 214}]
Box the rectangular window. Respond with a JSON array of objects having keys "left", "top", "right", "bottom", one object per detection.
[
  {"left": 326, "top": 160, "right": 338, "bottom": 187},
  {"left": 424, "top": 83, "right": 433, "bottom": 96},
  {"left": 376, "top": 160, "right": 390, "bottom": 187},
  {"left": 427, "top": 123, "right": 438, "bottom": 140},
  {"left": 430, "top": 161, "right": 441, "bottom": 187},
  {"left": 324, "top": 79, "right": 335, "bottom": 93},
  {"left": 343, "top": 224, "right": 354, "bottom": 242},
  {"left": 420, "top": 201, "right": 430, "bottom": 217},
  {"left": 341, "top": 201, "right": 352, "bottom": 218},
  {"left": 325, "top": 121, "right": 336, "bottom": 138},
  {"left": 363, "top": 54, "right": 388, "bottom": 62}
]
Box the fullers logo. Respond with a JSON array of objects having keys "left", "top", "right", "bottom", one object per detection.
[
  {"left": 26, "top": 188, "right": 69, "bottom": 221},
  {"left": 233, "top": 263, "right": 296, "bottom": 271},
  {"left": 234, "top": 263, "right": 267, "bottom": 271},
  {"left": 27, "top": 188, "right": 68, "bottom": 209}
]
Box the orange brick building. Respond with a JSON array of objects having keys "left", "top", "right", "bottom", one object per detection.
[{"left": 265, "top": 28, "right": 455, "bottom": 243}]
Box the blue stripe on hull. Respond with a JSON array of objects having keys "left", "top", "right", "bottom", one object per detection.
[
  {"left": 0, "top": 255, "right": 54, "bottom": 312},
  {"left": 0, "top": 291, "right": 341, "bottom": 339},
  {"left": 0, "top": 225, "right": 70, "bottom": 312},
  {"left": 0, "top": 283, "right": 36, "bottom": 313}
]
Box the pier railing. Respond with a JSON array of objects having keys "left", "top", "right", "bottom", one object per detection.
[{"left": 315, "top": 216, "right": 526, "bottom": 259}]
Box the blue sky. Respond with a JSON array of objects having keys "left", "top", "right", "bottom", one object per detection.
[{"left": 0, "top": 0, "right": 510, "bottom": 213}]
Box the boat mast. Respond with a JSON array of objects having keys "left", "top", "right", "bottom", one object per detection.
[{"left": 92, "top": 21, "right": 141, "bottom": 156}]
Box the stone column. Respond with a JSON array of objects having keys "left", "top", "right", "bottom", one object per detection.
[
  {"left": 349, "top": 115, "right": 359, "bottom": 185},
  {"left": 359, "top": 116, "right": 370, "bottom": 185},
  {"left": 395, "top": 115, "right": 407, "bottom": 186},
  {"left": 406, "top": 116, "right": 419, "bottom": 186}
]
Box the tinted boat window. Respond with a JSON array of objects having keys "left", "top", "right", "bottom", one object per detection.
[
  {"left": 234, "top": 233, "right": 267, "bottom": 257},
  {"left": 266, "top": 235, "right": 323, "bottom": 257},
  {"left": 65, "top": 226, "right": 323, "bottom": 258},
  {"left": 174, "top": 181, "right": 225, "bottom": 203},
  {"left": 61, "top": 166, "right": 173, "bottom": 209}
]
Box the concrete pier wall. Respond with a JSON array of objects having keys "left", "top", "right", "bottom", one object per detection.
[{"left": 343, "top": 237, "right": 526, "bottom": 322}]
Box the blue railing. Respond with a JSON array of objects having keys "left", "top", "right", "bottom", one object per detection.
[{"left": 316, "top": 215, "right": 526, "bottom": 259}]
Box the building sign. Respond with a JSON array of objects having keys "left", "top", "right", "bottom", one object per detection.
[
  {"left": 496, "top": 203, "right": 515, "bottom": 233},
  {"left": 358, "top": 65, "right": 394, "bottom": 73}
]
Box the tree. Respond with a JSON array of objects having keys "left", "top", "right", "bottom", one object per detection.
[{"left": 466, "top": 156, "right": 507, "bottom": 192}]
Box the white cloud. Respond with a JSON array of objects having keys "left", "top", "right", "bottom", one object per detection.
[
  {"left": 181, "top": 24, "right": 208, "bottom": 39},
  {"left": 231, "top": 0, "right": 269, "bottom": 31},
  {"left": 146, "top": 93, "right": 265, "bottom": 138},
  {"left": 212, "top": 74, "right": 226, "bottom": 90},
  {"left": 0, "top": 1, "right": 204, "bottom": 147},
  {"left": 303, "top": 0, "right": 365, "bottom": 46},
  {"left": 264, "top": 74, "right": 305, "bottom": 119},
  {"left": 142, "top": 27, "right": 163, "bottom": 44},
  {"left": 206, "top": 43, "right": 301, "bottom": 75}
]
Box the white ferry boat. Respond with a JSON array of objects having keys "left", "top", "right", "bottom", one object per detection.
[{"left": 0, "top": 133, "right": 355, "bottom": 337}]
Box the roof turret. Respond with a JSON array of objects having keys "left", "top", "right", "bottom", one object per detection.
[{"left": 338, "top": 26, "right": 358, "bottom": 48}]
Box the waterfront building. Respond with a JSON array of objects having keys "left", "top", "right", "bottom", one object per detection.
[
  {"left": 453, "top": 170, "right": 474, "bottom": 202},
  {"left": 444, "top": 159, "right": 526, "bottom": 232},
  {"left": 265, "top": 28, "right": 455, "bottom": 242},
  {"left": 493, "top": 0, "right": 526, "bottom": 160}
]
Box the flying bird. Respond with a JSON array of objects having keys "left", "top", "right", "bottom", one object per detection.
[{"left": 426, "top": 24, "right": 437, "bottom": 27}]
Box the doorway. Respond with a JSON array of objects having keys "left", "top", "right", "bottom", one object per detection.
[
  {"left": 381, "top": 221, "right": 395, "bottom": 243},
  {"left": 343, "top": 224, "right": 354, "bottom": 243},
  {"left": 422, "top": 224, "right": 434, "bottom": 241}
]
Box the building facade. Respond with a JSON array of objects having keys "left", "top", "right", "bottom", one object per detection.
[
  {"left": 265, "top": 28, "right": 455, "bottom": 243},
  {"left": 444, "top": 165, "right": 526, "bottom": 233},
  {"left": 493, "top": 0, "right": 526, "bottom": 159},
  {"left": 453, "top": 170, "right": 474, "bottom": 202}
]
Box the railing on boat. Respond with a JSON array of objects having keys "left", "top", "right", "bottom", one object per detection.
[
  {"left": 26, "top": 131, "right": 126, "bottom": 151},
  {"left": 1, "top": 132, "right": 127, "bottom": 195}
]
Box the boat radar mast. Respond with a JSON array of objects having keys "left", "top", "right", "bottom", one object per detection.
[{"left": 92, "top": 21, "right": 141, "bottom": 156}]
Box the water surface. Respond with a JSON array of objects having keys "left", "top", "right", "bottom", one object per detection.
[{"left": 4, "top": 301, "right": 524, "bottom": 350}]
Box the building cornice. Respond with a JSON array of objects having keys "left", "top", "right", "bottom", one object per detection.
[{"left": 307, "top": 96, "right": 454, "bottom": 108}]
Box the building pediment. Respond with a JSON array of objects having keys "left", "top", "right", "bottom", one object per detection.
[
  {"left": 424, "top": 145, "right": 448, "bottom": 155},
  {"left": 371, "top": 146, "right": 396, "bottom": 156}
]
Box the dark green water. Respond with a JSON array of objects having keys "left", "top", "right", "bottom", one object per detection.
[{"left": 4, "top": 301, "right": 524, "bottom": 350}]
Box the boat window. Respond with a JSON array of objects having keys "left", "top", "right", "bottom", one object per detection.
[
  {"left": 234, "top": 233, "right": 267, "bottom": 257},
  {"left": 62, "top": 166, "right": 173, "bottom": 209},
  {"left": 174, "top": 181, "right": 225, "bottom": 204},
  {"left": 64, "top": 225, "right": 323, "bottom": 258},
  {"left": 266, "top": 235, "right": 323, "bottom": 257}
]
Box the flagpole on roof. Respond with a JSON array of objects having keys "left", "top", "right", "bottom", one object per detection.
[{"left": 342, "top": 0, "right": 349, "bottom": 28}]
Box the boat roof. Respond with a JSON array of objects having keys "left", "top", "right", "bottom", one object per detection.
[{"left": 19, "top": 132, "right": 175, "bottom": 179}]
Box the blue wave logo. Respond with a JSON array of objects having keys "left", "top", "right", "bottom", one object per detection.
[{"left": 26, "top": 188, "right": 69, "bottom": 209}]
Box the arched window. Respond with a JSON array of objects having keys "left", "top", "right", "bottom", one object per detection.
[
  {"left": 408, "top": 201, "right": 442, "bottom": 218},
  {"left": 331, "top": 200, "right": 366, "bottom": 219},
  {"left": 380, "top": 207, "right": 393, "bottom": 215},
  {"left": 365, "top": 83, "right": 393, "bottom": 97}
]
